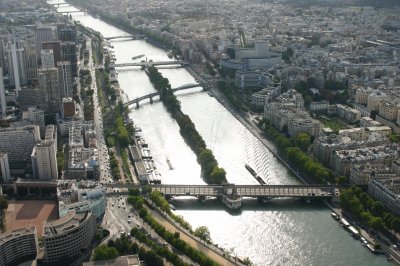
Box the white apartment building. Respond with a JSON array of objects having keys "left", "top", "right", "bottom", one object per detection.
[
  {"left": 367, "top": 91, "right": 388, "bottom": 111},
  {"left": 0, "top": 153, "right": 11, "bottom": 182},
  {"left": 41, "top": 49, "right": 54, "bottom": 68},
  {"left": 379, "top": 99, "right": 400, "bottom": 121},
  {"left": 31, "top": 125, "right": 58, "bottom": 180},
  {"left": 337, "top": 104, "right": 361, "bottom": 123}
]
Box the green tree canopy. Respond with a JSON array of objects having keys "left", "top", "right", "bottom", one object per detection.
[{"left": 93, "top": 245, "right": 119, "bottom": 261}]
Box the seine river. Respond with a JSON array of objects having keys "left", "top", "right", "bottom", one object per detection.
[{"left": 52, "top": 1, "right": 391, "bottom": 265}]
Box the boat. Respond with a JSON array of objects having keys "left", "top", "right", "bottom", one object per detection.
[
  {"left": 245, "top": 164, "right": 257, "bottom": 176},
  {"left": 348, "top": 226, "right": 360, "bottom": 239},
  {"left": 331, "top": 212, "right": 340, "bottom": 220},
  {"left": 166, "top": 157, "right": 173, "bottom": 170},
  {"left": 245, "top": 164, "right": 267, "bottom": 185},
  {"left": 167, "top": 52, "right": 173, "bottom": 59},
  {"left": 222, "top": 193, "right": 242, "bottom": 209},
  {"left": 169, "top": 204, "right": 176, "bottom": 211},
  {"left": 132, "top": 54, "right": 145, "bottom": 60}
]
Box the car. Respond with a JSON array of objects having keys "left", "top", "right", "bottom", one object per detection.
[
  {"left": 393, "top": 245, "right": 398, "bottom": 250},
  {"left": 118, "top": 205, "right": 121, "bottom": 208},
  {"left": 128, "top": 219, "right": 131, "bottom": 223}
]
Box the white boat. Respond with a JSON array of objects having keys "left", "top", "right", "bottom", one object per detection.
[{"left": 222, "top": 194, "right": 242, "bottom": 209}]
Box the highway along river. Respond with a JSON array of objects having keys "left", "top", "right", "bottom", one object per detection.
[{"left": 53, "top": 1, "right": 390, "bottom": 265}]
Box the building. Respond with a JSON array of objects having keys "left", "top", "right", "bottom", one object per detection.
[
  {"left": 18, "top": 88, "right": 42, "bottom": 111},
  {"left": 61, "top": 42, "right": 77, "bottom": 77},
  {"left": 379, "top": 99, "right": 400, "bottom": 121},
  {"left": 0, "top": 227, "right": 38, "bottom": 266},
  {"left": 0, "top": 67, "right": 5, "bottom": 117},
  {"left": 355, "top": 87, "right": 373, "bottom": 105},
  {"left": 288, "top": 114, "right": 321, "bottom": 137},
  {"left": 59, "top": 186, "right": 106, "bottom": 220},
  {"left": 360, "top": 117, "right": 382, "bottom": 128},
  {"left": 42, "top": 41, "right": 62, "bottom": 66},
  {"left": 7, "top": 39, "right": 27, "bottom": 91},
  {"left": 59, "top": 25, "right": 77, "bottom": 43},
  {"left": 31, "top": 125, "right": 57, "bottom": 180},
  {"left": 369, "top": 178, "right": 400, "bottom": 216},
  {"left": 25, "top": 44, "right": 37, "bottom": 82},
  {"left": 62, "top": 98, "right": 76, "bottom": 119},
  {"left": 367, "top": 91, "right": 388, "bottom": 111},
  {"left": 57, "top": 61, "right": 72, "bottom": 99},
  {"left": 28, "top": 107, "right": 46, "bottom": 137},
  {"left": 350, "top": 163, "right": 393, "bottom": 185},
  {"left": 0, "top": 125, "right": 40, "bottom": 174},
  {"left": 0, "top": 153, "right": 11, "bottom": 182},
  {"left": 310, "top": 101, "right": 329, "bottom": 112},
  {"left": 251, "top": 86, "right": 280, "bottom": 109},
  {"left": 336, "top": 104, "right": 361, "bottom": 123},
  {"left": 38, "top": 67, "right": 61, "bottom": 113},
  {"left": 42, "top": 211, "right": 96, "bottom": 263},
  {"left": 234, "top": 70, "right": 269, "bottom": 89},
  {"left": 41, "top": 49, "right": 55, "bottom": 68},
  {"left": 34, "top": 26, "right": 54, "bottom": 59}
]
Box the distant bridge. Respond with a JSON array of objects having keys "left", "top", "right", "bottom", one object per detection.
[
  {"left": 123, "top": 83, "right": 205, "bottom": 108},
  {"left": 104, "top": 35, "right": 145, "bottom": 40},
  {"left": 60, "top": 10, "right": 86, "bottom": 14},
  {"left": 105, "top": 183, "right": 339, "bottom": 209},
  {"left": 50, "top": 2, "right": 70, "bottom": 7},
  {"left": 113, "top": 60, "right": 187, "bottom": 68}
]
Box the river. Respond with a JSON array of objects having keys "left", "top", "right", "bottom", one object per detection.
[{"left": 52, "top": 1, "right": 391, "bottom": 265}]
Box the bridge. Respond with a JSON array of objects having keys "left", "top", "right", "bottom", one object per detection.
[
  {"left": 60, "top": 10, "right": 86, "bottom": 14},
  {"left": 104, "top": 35, "right": 145, "bottom": 40},
  {"left": 113, "top": 60, "right": 186, "bottom": 68},
  {"left": 105, "top": 183, "right": 339, "bottom": 209},
  {"left": 50, "top": 2, "right": 70, "bottom": 7},
  {"left": 123, "top": 83, "right": 205, "bottom": 108}
]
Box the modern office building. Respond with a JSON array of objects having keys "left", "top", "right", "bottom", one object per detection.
[
  {"left": 7, "top": 39, "right": 27, "bottom": 92},
  {"left": 41, "top": 49, "right": 55, "bottom": 68},
  {"left": 42, "top": 41, "right": 62, "bottom": 66},
  {"left": 61, "top": 42, "right": 78, "bottom": 77},
  {"left": 25, "top": 43, "right": 37, "bottom": 82},
  {"left": 28, "top": 107, "right": 45, "bottom": 137},
  {"left": 38, "top": 67, "right": 61, "bottom": 113},
  {"left": 0, "top": 227, "right": 38, "bottom": 266},
  {"left": 0, "top": 67, "right": 5, "bottom": 117},
  {"left": 0, "top": 153, "right": 11, "bottom": 182},
  {"left": 42, "top": 211, "right": 96, "bottom": 263},
  {"left": 57, "top": 61, "right": 72, "bottom": 98},
  {"left": 34, "top": 26, "right": 54, "bottom": 59}
]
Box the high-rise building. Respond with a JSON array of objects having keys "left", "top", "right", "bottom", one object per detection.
[
  {"left": 0, "top": 67, "right": 6, "bottom": 117},
  {"left": 59, "top": 25, "right": 77, "bottom": 43},
  {"left": 57, "top": 61, "right": 72, "bottom": 98},
  {"left": 7, "top": 39, "right": 27, "bottom": 92},
  {"left": 42, "top": 41, "right": 61, "bottom": 66},
  {"left": 38, "top": 67, "right": 61, "bottom": 113},
  {"left": 31, "top": 125, "right": 57, "bottom": 180},
  {"left": 25, "top": 43, "right": 38, "bottom": 83},
  {"left": 28, "top": 107, "right": 45, "bottom": 137},
  {"left": 19, "top": 88, "right": 42, "bottom": 111},
  {"left": 0, "top": 125, "right": 40, "bottom": 173},
  {"left": 0, "top": 153, "right": 11, "bottom": 182},
  {"left": 41, "top": 49, "right": 55, "bottom": 68},
  {"left": 61, "top": 42, "right": 77, "bottom": 77},
  {"left": 34, "top": 27, "right": 54, "bottom": 59},
  {"left": 62, "top": 97, "right": 76, "bottom": 119}
]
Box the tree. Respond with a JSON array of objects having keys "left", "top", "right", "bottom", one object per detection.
[
  {"left": 371, "top": 201, "right": 384, "bottom": 217},
  {"left": 294, "top": 133, "right": 311, "bottom": 151},
  {"left": 209, "top": 166, "right": 226, "bottom": 184},
  {"left": 391, "top": 218, "right": 400, "bottom": 233},
  {"left": 0, "top": 197, "right": 8, "bottom": 210},
  {"left": 335, "top": 176, "right": 348, "bottom": 186},
  {"left": 93, "top": 245, "right": 119, "bottom": 261},
  {"left": 368, "top": 217, "right": 384, "bottom": 231},
  {"left": 194, "top": 226, "right": 211, "bottom": 243}
]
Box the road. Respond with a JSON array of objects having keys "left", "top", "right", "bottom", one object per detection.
[{"left": 86, "top": 39, "right": 114, "bottom": 185}]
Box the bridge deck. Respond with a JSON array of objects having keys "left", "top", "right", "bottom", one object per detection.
[{"left": 108, "top": 184, "right": 337, "bottom": 198}]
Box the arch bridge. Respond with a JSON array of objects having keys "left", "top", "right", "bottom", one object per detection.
[{"left": 123, "top": 83, "right": 206, "bottom": 108}]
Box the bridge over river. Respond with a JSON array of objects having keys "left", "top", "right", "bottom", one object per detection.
[
  {"left": 105, "top": 183, "right": 340, "bottom": 209},
  {"left": 124, "top": 83, "right": 206, "bottom": 108}
]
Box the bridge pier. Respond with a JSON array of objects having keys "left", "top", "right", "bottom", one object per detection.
[
  {"left": 149, "top": 94, "right": 153, "bottom": 104},
  {"left": 135, "top": 101, "right": 139, "bottom": 109}
]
